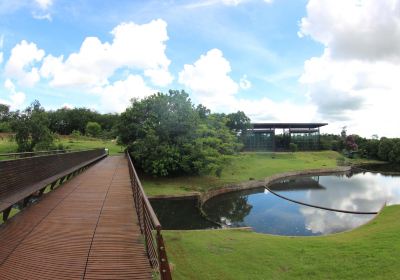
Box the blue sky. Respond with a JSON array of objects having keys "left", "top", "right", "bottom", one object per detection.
[{"left": 0, "top": 0, "right": 399, "bottom": 137}]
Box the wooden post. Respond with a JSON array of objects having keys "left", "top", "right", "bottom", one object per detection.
[
  {"left": 50, "top": 181, "right": 58, "bottom": 190},
  {"left": 2, "top": 206, "right": 12, "bottom": 222},
  {"left": 157, "top": 230, "right": 172, "bottom": 280},
  {"left": 23, "top": 196, "right": 31, "bottom": 207}
]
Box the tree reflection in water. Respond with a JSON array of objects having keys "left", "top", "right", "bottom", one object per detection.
[{"left": 203, "top": 188, "right": 262, "bottom": 227}]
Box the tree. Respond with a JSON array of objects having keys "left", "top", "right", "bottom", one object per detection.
[
  {"left": 0, "top": 104, "right": 12, "bottom": 132},
  {"left": 378, "top": 137, "right": 394, "bottom": 161},
  {"left": 0, "top": 104, "right": 10, "bottom": 121},
  {"left": 345, "top": 135, "right": 358, "bottom": 151},
  {"left": 118, "top": 90, "right": 241, "bottom": 177},
  {"left": 11, "top": 100, "right": 54, "bottom": 152},
  {"left": 226, "top": 111, "right": 251, "bottom": 135},
  {"left": 86, "top": 122, "right": 102, "bottom": 137}
]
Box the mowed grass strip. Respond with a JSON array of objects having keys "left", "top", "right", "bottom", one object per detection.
[
  {"left": 0, "top": 135, "right": 124, "bottom": 156},
  {"left": 142, "top": 151, "right": 378, "bottom": 196},
  {"left": 164, "top": 205, "right": 400, "bottom": 280}
]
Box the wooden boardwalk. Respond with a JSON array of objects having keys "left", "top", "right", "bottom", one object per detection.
[{"left": 0, "top": 156, "right": 152, "bottom": 280}]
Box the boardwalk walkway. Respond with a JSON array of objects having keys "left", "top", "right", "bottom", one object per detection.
[{"left": 0, "top": 156, "right": 152, "bottom": 280}]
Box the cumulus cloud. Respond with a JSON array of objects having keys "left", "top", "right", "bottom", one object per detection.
[
  {"left": 0, "top": 52, "right": 3, "bottom": 65},
  {"left": 299, "top": 0, "right": 400, "bottom": 136},
  {"left": 41, "top": 19, "right": 173, "bottom": 88},
  {"left": 299, "top": 0, "right": 400, "bottom": 61},
  {"left": 5, "top": 40, "right": 45, "bottom": 87},
  {"left": 35, "top": 0, "right": 53, "bottom": 10},
  {"left": 91, "top": 74, "right": 155, "bottom": 113},
  {"left": 0, "top": 79, "right": 26, "bottom": 110},
  {"left": 178, "top": 48, "right": 317, "bottom": 123},
  {"left": 178, "top": 48, "right": 239, "bottom": 110},
  {"left": 32, "top": 12, "right": 52, "bottom": 21}
]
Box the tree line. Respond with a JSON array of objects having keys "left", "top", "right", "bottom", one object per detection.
[
  {"left": 320, "top": 128, "right": 400, "bottom": 164},
  {"left": 0, "top": 90, "right": 250, "bottom": 177},
  {"left": 1, "top": 91, "right": 399, "bottom": 176}
]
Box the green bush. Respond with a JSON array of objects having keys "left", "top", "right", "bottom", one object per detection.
[
  {"left": 289, "top": 143, "right": 298, "bottom": 152},
  {"left": 85, "top": 122, "right": 102, "bottom": 137}
]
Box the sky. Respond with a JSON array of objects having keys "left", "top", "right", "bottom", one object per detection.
[{"left": 0, "top": 0, "right": 399, "bottom": 137}]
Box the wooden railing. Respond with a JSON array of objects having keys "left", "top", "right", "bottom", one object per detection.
[
  {"left": 126, "top": 150, "right": 172, "bottom": 280},
  {"left": 0, "top": 149, "right": 107, "bottom": 221},
  {"left": 0, "top": 149, "right": 104, "bottom": 161}
]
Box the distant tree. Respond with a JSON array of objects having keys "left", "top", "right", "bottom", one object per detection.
[
  {"left": 345, "top": 135, "right": 358, "bottom": 151},
  {"left": 0, "top": 104, "right": 10, "bottom": 121},
  {"left": 86, "top": 122, "right": 102, "bottom": 137},
  {"left": 378, "top": 137, "right": 394, "bottom": 161},
  {"left": 0, "top": 104, "right": 12, "bottom": 132},
  {"left": 226, "top": 111, "right": 251, "bottom": 135},
  {"left": 11, "top": 100, "right": 54, "bottom": 152},
  {"left": 48, "top": 108, "right": 119, "bottom": 135}
]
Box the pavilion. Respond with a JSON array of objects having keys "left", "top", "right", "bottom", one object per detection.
[{"left": 243, "top": 123, "right": 328, "bottom": 151}]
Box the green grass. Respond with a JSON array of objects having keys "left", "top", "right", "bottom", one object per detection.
[
  {"left": 0, "top": 135, "right": 124, "bottom": 156},
  {"left": 142, "top": 151, "right": 378, "bottom": 196},
  {"left": 164, "top": 205, "right": 400, "bottom": 280},
  {"left": 56, "top": 136, "right": 124, "bottom": 155}
]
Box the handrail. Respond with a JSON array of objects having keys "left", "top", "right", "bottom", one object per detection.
[
  {"left": 125, "top": 150, "right": 172, "bottom": 280},
  {"left": 0, "top": 148, "right": 105, "bottom": 160}
]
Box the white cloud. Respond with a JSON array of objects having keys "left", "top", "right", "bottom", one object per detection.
[
  {"left": 32, "top": 12, "right": 52, "bottom": 21},
  {"left": 235, "top": 98, "right": 317, "bottom": 123},
  {"left": 178, "top": 48, "right": 312, "bottom": 121},
  {"left": 299, "top": 0, "right": 400, "bottom": 137},
  {"left": 35, "top": 0, "right": 53, "bottom": 10},
  {"left": 185, "top": 0, "right": 272, "bottom": 8},
  {"left": 239, "top": 74, "right": 251, "bottom": 90},
  {"left": 178, "top": 48, "right": 239, "bottom": 111},
  {"left": 0, "top": 52, "right": 3, "bottom": 65},
  {"left": 41, "top": 19, "right": 173, "bottom": 88},
  {"left": 178, "top": 48, "right": 317, "bottom": 123},
  {"left": 91, "top": 74, "right": 155, "bottom": 113},
  {"left": 299, "top": 0, "right": 400, "bottom": 61},
  {"left": 1, "top": 79, "right": 26, "bottom": 110},
  {"left": 5, "top": 40, "right": 45, "bottom": 87}
]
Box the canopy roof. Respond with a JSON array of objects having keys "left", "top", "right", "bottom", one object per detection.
[{"left": 251, "top": 123, "right": 328, "bottom": 129}]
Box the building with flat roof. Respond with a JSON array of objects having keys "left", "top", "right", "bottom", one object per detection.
[{"left": 243, "top": 123, "right": 328, "bottom": 151}]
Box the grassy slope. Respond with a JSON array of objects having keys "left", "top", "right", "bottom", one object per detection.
[
  {"left": 165, "top": 205, "right": 400, "bottom": 280},
  {"left": 0, "top": 135, "right": 124, "bottom": 156},
  {"left": 142, "top": 151, "right": 378, "bottom": 196}
]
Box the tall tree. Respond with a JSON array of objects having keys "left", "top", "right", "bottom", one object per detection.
[{"left": 118, "top": 90, "right": 241, "bottom": 177}]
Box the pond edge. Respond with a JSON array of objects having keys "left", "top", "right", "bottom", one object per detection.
[{"left": 148, "top": 166, "right": 352, "bottom": 205}]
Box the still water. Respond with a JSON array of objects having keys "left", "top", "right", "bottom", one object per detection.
[{"left": 151, "top": 165, "right": 400, "bottom": 236}]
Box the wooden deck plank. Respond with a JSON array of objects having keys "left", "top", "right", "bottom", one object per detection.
[{"left": 0, "top": 156, "right": 152, "bottom": 280}]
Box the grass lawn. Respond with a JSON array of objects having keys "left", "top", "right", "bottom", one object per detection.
[
  {"left": 142, "top": 151, "right": 379, "bottom": 196},
  {"left": 164, "top": 205, "right": 400, "bottom": 280},
  {"left": 0, "top": 134, "right": 124, "bottom": 156}
]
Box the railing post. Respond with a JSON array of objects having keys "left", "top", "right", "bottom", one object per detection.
[
  {"left": 143, "top": 200, "right": 151, "bottom": 259},
  {"left": 157, "top": 229, "right": 172, "bottom": 280}
]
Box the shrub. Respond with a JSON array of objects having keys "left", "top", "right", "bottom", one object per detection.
[
  {"left": 289, "top": 143, "right": 298, "bottom": 152},
  {"left": 85, "top": 122, "right": 102, "bottom": 137}
]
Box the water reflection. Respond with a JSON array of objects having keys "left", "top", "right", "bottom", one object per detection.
[
  {"left": 269, "top": 171, "right": 400, "bottom": 213},
  {"left": 153, "top": 168, "right": 400, "bottom": 236},
  {"left": 150, "top": 198, "right": 219, "bottom": 230},
  {"left": 203, "top": 187, "right": 375, "bottom": 236}
]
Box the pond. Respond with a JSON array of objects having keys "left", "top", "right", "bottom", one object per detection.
[{"left": 151, "top": 164, "right": 400, "bottom": 236}]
